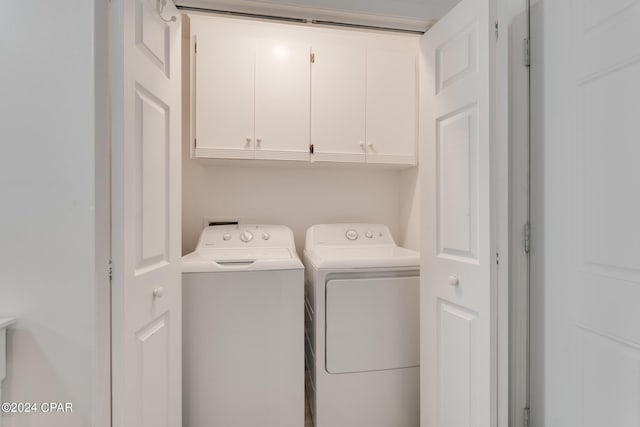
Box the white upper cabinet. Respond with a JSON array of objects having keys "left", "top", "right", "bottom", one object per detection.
[
  {"left": 191, "top": 15, "right": 418, "bottom": 166},
  {"left": 310, "top": 39, "right": 367, "bottom": 163},
  {"left": 192, "top": 19, "right": 310, "bottom": 161},
  {"left": 310, "top": 37, "right": 418, "bottom": 165},
  {"left": 366, "top": 47, "right": 417, "bottom": 164}
]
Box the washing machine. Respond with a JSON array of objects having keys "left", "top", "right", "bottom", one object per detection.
[
  {"left": 182, "top": 224, "right": 304, "bottom": 427},
  {"left": 303, "top": 223, "right": 420, "bottom": 427}
]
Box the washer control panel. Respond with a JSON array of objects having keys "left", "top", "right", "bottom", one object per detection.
[
  {"left": 307, "top": 224, "right": 396, "bottom": 246},
  {"left": 198, "top": 224, "right": 295, "bottom": 249}
]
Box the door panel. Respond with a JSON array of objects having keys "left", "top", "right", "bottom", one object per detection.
[
  {"left": 579, "top": 61, "right": 640, "bottom": 274},
  {"left": 112, "top": 0, "right": 181, "bottom": 426},
  {"left": 437, "top": 301, "right": 477, "bottom": 427},
  {"left": 435, "top": 24, "right": 477, "bottom": 94},
  {"left": 420, "top": 0, "right": 493, "bottom": 426},
  {"left": 134, "top": 85, "right": 170, "bottom": 271},
  {"left": 579, "top": 330, "right": 640, "bottom": 427},
  {"left": 436, "top": 105, "right": 478, "bottom": 260},
  {"left": 137, "top": 315, "right": 170, "bottom": 427},
  {"left": 135, "top": 0, "right": 170, "bottom": 77},
  {"left": 533, "top": 1, "right": 640, "bottom": 425}
]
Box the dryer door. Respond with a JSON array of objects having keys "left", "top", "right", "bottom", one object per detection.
[{"left": 325, "top": 275, "right": 420, "bottom": 374}]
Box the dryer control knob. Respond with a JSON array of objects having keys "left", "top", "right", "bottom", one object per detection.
[
  {"left": 345, "top": 229, "right": 358, "bottom": 240},
  {"left": 222, "top": 233, "right": 232, "bottom": 241},
  {"left": 365, "top": 231, "right": 373, "bottom": 239},
  {"left": 240, "top": 231, "right": 254, "bottom": 242},
  {"left": 262, "top": 232, "right": 271, "bottom": 240}
]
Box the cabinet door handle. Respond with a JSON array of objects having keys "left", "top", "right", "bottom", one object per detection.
[
  {"left": 245, "top": 136, "right": 252, "bottom": 147},
  {"left": 256, "top": 138, "right": 263, "bottom": 145},
  {"left": 359, "top": 142, "right": 365, "bottom": 151}
]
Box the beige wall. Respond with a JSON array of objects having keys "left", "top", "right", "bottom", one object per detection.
[
  {"left": 182, "top": 159, "right": 410, "bottom": 255},
  {"left": 398, "top": 166, "right": 421, "bottom": 251}
]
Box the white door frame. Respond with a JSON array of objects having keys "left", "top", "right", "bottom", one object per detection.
[
  {"left": 506, "top": 0, "right": 531, "bottom": 425},
  {"left": 498, "top": 2, "right": 531, "bottom": 425},
  {"left": 96, "top": 1, "right": 531, "bottom": 426},
  {"left": 94, "top": 0, "right": 112, "bottom": 426},
  {"left": 490, "top": 0, "right": 532, "bottom": 425}
]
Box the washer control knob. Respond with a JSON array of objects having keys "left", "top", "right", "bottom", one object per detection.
[
  {"left": 365, "top": 231, "right": 374, "bottom": 239},
  {"left": 345, "top": 229, "right": 358, "bottom": 241},
  {"left": 262, "top": 232, "right": 271, "bottom": 241},
  {"left": 222, "top": 233, "right": 232, "bottom": 241},
  {"left": 240, "top": 231, "right": 254, "bottom": 242}
]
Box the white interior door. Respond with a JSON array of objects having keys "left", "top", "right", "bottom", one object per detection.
[
  {"left": 111, "top": 0, "right": 181, "bottom": 426},
  {"left": 532, "top": 1, "right": 640, "bottom": 426},
  {"left": 420, "top": 0, "right": 495, "bottom": 426}
]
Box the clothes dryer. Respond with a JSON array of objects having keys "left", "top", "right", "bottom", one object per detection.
[{"left": 303, "top": 223, "right": 420, "bottom": 427}]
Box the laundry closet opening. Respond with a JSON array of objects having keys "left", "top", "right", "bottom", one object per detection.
[
  {"left": 178, "top": 11, "right": 423, "bottom": 427},
  {"left": 111, "top": 0, "right": 519, "bottom": 425}
]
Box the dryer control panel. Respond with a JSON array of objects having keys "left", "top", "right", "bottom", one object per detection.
[{"left": 305, "top": 224, "right": 396, "bottom": 247}]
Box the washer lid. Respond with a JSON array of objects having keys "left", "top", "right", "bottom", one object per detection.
[
  {"left": 182, "top": 248, "right": 302, "bottom": 272},
  {"left": 304, "top": 246, "right": 419, "bottom": 269},
  {"left": 199, "top": 247, "right": 293, "bottom": 262}
]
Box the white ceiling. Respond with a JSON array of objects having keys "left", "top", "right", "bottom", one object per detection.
[{"left": 176, "top": 0, "right": 462, "bottom": 32}]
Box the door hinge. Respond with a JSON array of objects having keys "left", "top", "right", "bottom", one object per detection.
[
  {"left": 523, "top": 407, "right": 530, "bottom": 427},
  {"left": 524, "top": 222, "right": 531, "bottom": 254},
  {"left": 524, "top": 37, "right": 530, "bottom": 67},
  {"left": 108, "top": 259, "right": 113, "bottom": 281},
  {"left": 309, "top": 143, "right": 314, "bottom": 154},
  {"left": 495, "top": 20, "right": 499, "bottom": 40},
  {"left": 194, "top": 42, "right": 197, "bottom": 54},
  {"left": 310, "top": 52, "right": 315, "bottom": 63}
]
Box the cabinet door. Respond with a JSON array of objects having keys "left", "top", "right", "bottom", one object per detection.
[
  {"left": 194, "top": 24, "right": 255, "bottom": 159},
  {"left": 254, "top": 36, "right": 311, "bottom": 160},
  {"left": 310, "top": 41, "right": 366, "bottom": 163},
  {"left": 366, "top": 48, "right": 417, "bottom": 165}
]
